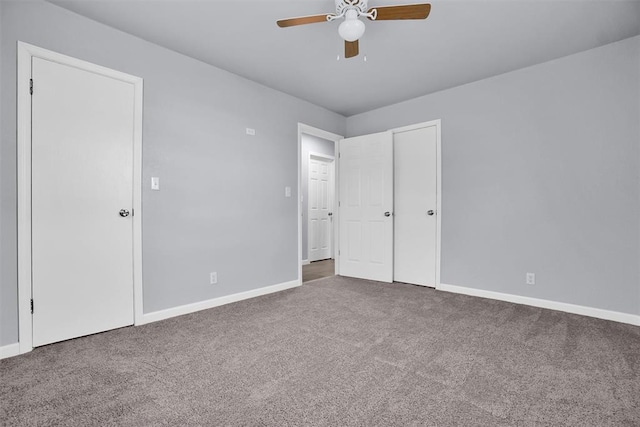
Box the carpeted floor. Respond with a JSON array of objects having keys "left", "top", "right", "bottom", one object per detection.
[{"left": 2, "top": 276, "right": 639, "bottom": 426}]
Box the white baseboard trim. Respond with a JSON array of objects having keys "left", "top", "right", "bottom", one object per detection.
[
  {"left": 139, "top": 279, "right": 301, "bottom": 325},
  {"left": 301, "top": 260, "right": 310, "bottom": 266},
  {"left": 0, "top": 343, "right": 21, "bottom": 360},
  {"left": 438, "top": 283, "right": 640, "bottom": 327}
]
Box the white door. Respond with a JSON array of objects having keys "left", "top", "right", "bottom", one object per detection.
[
  {"left": 31, "top": 57, "right": 135, "bottom": 347},
  {"left": 394, "top": 125, "right": 438, "bottom": 286},
  {"left": 308, "top": 156, "right": 334, "bottom": 262},
  {"left": 339, "top": 131, "right": 393, "bottom": 282}
]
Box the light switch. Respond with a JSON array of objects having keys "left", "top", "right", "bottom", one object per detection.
[
  {"left": 151, "top": 177, "right": 160, "bottom": 190},
  {"left": 285, "top": 186, "right": 291, "bottom": 198},
  {"left": 246, "top": 128, "right": 256, "bottom": 136}
]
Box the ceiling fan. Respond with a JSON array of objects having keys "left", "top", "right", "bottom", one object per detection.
[{"left": 277, "top": 0, "right": 431, "bottom": 59}]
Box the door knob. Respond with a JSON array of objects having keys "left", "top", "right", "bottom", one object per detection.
[
  {"left": 119, "top": 209, "right": 130, "bottom": 217},
  {"left": 384, "top": 212, "right": 392, "bottom": 217},
  {"left": 427, "top": 210, "right": 435, "bottom": 216},
  {"left": 328, "top": 212, "right": 333, "bottom": 216}
]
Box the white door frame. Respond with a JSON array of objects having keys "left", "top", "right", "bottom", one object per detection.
[
  {"left": 297, "top": 124, "right": 343, "bottom": 282},
  {"left": 16, "top": 42, "right": 144, "bottom": 354},
  {"left": 390, "top": 119, "right": 442, "bottom": 288},
  {"left": 307, "top": 152, "right": 335, "bottom": 261}
]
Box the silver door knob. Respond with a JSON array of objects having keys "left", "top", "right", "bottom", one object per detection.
[
  {"left": 384, "top": 212, "right": 391, "bottom": 217},
  {"left": 119, "top": 209, "right": 130, "bottom": 217},
  {"left": 427, "top": 210, "right": 435, "bottom": 216}
]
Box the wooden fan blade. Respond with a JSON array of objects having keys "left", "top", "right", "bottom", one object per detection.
[
  {"left": 277, "top": 14, "right": 330, "bottom": 28},
  {"left": 345, "top": 40, "right": 359, "bottom": 58},
  {"left": 368, "top": 3, "right": 431, "bottom": 20}
]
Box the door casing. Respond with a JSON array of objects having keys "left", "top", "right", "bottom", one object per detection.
[
  {"left": 16, "top": 42, "right": 144, "bottom": 354},
  {"left": 297, "top": 124, "right": 343, "bottom": 281}
]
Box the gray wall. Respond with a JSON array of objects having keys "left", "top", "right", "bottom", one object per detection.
[
  {"left": 301, "top": 134, "right": 336, "bottom": 261},
  {"left": 0, "top": 0, "right": 346, "bottom": 346},
  {"left": 0, "top": 0, "right": 4, "bottom": 344},
  {"left": 347, "top": 36, "right": 640, "bottom": 316}
]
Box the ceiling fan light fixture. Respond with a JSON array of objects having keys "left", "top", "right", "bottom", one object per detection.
[
  {"left": 338, "top": 9, "right": 365, "bottom": 42},
  {"left": 277, "top": 2, "right": 432, "bottom": 59}
]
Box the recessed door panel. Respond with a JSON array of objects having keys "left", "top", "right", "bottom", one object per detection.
[
  {"left": 347, "top": 167, "right": 361, "bottom": 207},
  {"left": 347, "top": 221, "right": 362, "bottom": 262}
]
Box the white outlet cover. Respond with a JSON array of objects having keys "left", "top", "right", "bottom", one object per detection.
[
  {"left": 526, "top": 272, "right": 535, "bottom": 285},
  {"left": 246, "top": 128, "right": 256, "bottom": 136}
]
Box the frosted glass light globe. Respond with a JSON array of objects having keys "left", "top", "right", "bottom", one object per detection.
[{"left": 338, "top": 10, "right": 365, "bottom": 42}]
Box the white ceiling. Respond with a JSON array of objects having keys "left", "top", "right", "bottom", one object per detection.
[{"left": 50, "top": 0, "right": 640, "bottom": 116}]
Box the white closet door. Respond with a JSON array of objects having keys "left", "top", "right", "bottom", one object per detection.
[
  {"left": 31, "top": 57, "right": 135, "bottom": 346},
  {"left": 339, "top": 131, "right": 393, "bottom": 282},
  {"left": 394, "top": 125, "right": 438, "bottom": 287}
]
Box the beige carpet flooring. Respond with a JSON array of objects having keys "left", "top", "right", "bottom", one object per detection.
[{"left": 2, "top": 275, "right": 639, "bottom": 426}]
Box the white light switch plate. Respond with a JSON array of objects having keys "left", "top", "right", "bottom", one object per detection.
[
  {"left": 151, "top": 177, "right": 160, "bottom": 190},
  {"left": 285, "top": 186, "right": 291, "bottom": 197}
]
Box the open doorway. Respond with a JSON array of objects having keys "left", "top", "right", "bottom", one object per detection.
[{"left": 298, "top": 124, "right": 342, "bottom": 283}]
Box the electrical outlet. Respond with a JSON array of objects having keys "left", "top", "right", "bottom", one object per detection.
[
  {"left": 210, "top": 272, "right": 218, "bottom": 285},
  {"left": 526, "top": 272, "right": 535, "bottom": 285},
  {"left": 246, "top": 128, "right": 256, "bottom": 136}
]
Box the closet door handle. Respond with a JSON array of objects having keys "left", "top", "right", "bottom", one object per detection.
[{"left": 427, "top": 210, "right": 435, "bottom": 216}]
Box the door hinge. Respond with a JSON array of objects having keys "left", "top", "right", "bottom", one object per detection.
[
  {"left": 30, "top": 298, "right": 34, "bottom": 314},
  {"left": 29, "top": 79, "right": 33, "bottom": 95}
]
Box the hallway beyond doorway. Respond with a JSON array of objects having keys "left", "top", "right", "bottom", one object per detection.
[{"left": 303, "top": 259, "right": 335, "bottom": 283}]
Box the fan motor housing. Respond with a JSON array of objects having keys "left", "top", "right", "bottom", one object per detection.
[{"left": 335, "top": 0, "right": 369, "bottom": 16}]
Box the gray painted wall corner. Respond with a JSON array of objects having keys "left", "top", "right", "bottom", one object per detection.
[
  {"left": 0, "top": 0, "right": 346, "bottom": 346},
  {"left": 347, "top": 35, "right": 640, "bottom": 316}
]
